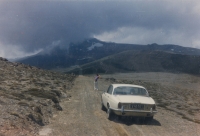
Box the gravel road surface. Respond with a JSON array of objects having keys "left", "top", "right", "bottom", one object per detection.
[{"left": 39, "top": 74, "right": 200, "bottom": 136}]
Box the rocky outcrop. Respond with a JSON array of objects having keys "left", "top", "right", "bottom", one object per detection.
[
  {"left": 0, "top": 57, "right": 8, "bottom": 61},
  {"left": 0, "top": 58, "right": 76, "bottom": 135}
]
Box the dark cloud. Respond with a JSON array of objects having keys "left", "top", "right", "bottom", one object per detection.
[{"left": 0, "top": 1, "right": 199, "bottom": 58}]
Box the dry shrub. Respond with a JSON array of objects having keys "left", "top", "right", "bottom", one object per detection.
[
  {"left": 25, "top": 88, "right": 60, "bottom": 104},
  {"left": 18, "top": 101, "right": 29, "bottom": 107}
]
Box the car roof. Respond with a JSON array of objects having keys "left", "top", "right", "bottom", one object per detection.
[{"left": 111, "top": 84, "right": 146, "bottom": 89}]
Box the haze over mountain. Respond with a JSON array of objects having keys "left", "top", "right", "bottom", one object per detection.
[{"left": 17, "top": 39, "right": 200, "bottom": 75}]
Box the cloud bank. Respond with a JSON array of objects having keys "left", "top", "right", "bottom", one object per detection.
[{"left": 0, "top": 1, "right": 200, "bottom": 58}]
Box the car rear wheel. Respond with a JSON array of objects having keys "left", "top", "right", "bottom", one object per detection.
[
  {"left": 117, "top": 115, "right": 122, "bottom": 120},
  {"left": 145, "top": 116, "right": 153, "bottom": 121}
]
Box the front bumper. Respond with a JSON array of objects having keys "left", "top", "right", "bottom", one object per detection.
[{"left": 110, "top": 108, "right": 157, "bottom": 117}]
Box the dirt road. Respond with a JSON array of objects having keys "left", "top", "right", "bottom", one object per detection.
[{"left": 39, "top": 74, "right": 200, "bottom": 136}]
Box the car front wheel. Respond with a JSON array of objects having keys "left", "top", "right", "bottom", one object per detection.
[
  {"left": 101, "top": 102, "right": 106, "bottom": 111},
  {"left": 107, "top": 108, "right": 113, "bottom": 120}
]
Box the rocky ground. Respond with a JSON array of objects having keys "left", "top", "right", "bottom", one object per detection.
[{"left": 0, "top": 57, "right": 76, "bottom": 136}]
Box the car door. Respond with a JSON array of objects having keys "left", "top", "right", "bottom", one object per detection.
[{"left": 103, "top": 85, "right": 113, "bottom": 108}]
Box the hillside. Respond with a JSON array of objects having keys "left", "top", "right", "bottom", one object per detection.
[
  {"left": 67, "top": 50, "right": 200, "bottom": 75},
  {"left": 0, "top": 57, "right": 76, "bottom": 135},
  {"left": 17, "top": 39, "right": 200, "bottom": 70}
]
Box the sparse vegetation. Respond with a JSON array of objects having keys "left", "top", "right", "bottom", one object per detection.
[
  {"left": 18, "top": 101, "right": 29, "bottom": 106},
  {"left": 0, "top": 58, "right": 76, "bottom": 135},
  {"left": 10, "top": 112, "right": 20, "bottom": 118},
  {"left": 25, "top": 88, "right": 60, "bottom": 104}
]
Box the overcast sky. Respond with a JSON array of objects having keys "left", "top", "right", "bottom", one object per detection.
[{"left": 0, "top": 0, "right": 200, "bottom": 59}]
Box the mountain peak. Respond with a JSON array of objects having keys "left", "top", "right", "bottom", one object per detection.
[{"left": 86, "top": 38, "right": 101, "bottom": 43}]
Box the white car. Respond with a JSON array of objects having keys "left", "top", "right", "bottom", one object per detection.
[{"left": 101, "top": 84, "right": 157, "bottom": 120}]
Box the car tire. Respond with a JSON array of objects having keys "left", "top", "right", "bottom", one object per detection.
[
  {"left": 146, "top": 116, "right": 153, "bottom": 121},
  {"left": 117, "top": 115, "right": 122, "bottom": 120},
  {"left": 101, "top": 103, "right": 106, "bottom": 111},
  {"left": 107, "top": 108, "right": 113, "bottom": 120}
]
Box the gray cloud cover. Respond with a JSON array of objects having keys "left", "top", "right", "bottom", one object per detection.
[{"left": 0, "top": 0, "right": 200, "bottom": 59}]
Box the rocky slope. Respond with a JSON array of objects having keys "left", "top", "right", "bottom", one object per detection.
[{"left": 0, "top": 57, "right": 76, "bottom": 136}]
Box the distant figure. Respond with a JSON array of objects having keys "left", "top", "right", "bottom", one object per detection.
[{"left": 94, "top": 74, "right": 100, "bottom": 90}]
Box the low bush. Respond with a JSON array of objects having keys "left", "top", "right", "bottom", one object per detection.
[{"left": 25, "top": 88, "right": 60, "bottom": 104}]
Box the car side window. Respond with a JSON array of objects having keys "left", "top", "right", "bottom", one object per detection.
[{"left": 107, "top": 85, "right": 113, "bottom": 95}]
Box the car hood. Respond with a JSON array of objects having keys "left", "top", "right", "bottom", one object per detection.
[{"left": 114, "top": 95, "right": 155, "bottom": 104}]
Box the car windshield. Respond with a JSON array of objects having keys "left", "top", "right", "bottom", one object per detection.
[{"left": 113, "top": 86, "right": 148, "bottom": 96}]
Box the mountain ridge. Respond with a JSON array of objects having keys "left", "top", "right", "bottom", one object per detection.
[{"left": 16, "top": 38, "right": 200, "bottom": 74}]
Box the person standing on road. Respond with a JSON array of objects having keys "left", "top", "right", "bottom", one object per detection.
[{"left": 94, "top": 74, "right": 100, "bottom": 90}]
